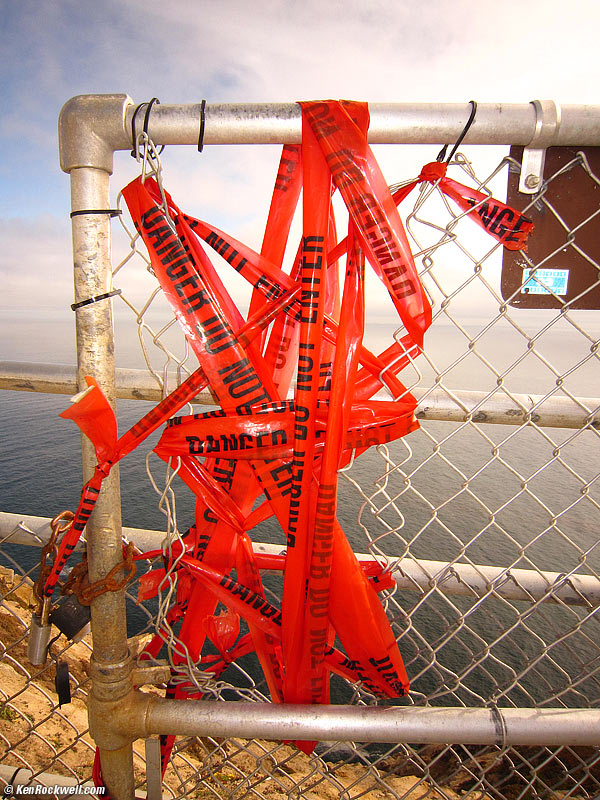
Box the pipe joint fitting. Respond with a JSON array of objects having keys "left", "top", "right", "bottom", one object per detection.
[
  {"left": 59, "top": 94, "right": 134, "bottom": 174},
  {"left": 89, "top": 652, "right": 133, "bottom": 703},
  {"left": 87, "top": 691, "right": 136, "bottom": 753}
]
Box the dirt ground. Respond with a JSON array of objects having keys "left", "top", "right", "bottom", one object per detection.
[{"left": 0, "top": 566, "right": 593, "bottom": 800}]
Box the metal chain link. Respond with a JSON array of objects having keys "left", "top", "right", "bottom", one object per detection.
[
  {"left": 60, "top": 542, "right": 137, "bottom": 606},
  {"left": 32, "top": 510, "right": 74, "bottom": 619}
]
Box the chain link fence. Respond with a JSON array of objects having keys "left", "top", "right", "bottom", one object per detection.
[{"left": 1, "top": 122, "right": 599, "bottom": 799}]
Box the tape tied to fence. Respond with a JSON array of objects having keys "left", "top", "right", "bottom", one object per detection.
[
  {"left": 120, "top": 100, "right": 422, "bottom": 714},
  {"left": 52, "top": 100, "right": 535, "bottom": 766},
  {"left": 400, "top": 160, "right": 534, "bottom": 251}
]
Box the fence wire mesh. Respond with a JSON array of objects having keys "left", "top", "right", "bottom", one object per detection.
[{"left": 1, "top": 137, "right": 600, "bottom": 799}]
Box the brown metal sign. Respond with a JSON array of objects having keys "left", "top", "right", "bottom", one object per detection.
[{"left": 502, "top": 146, "right": 600, "bottom": 310}]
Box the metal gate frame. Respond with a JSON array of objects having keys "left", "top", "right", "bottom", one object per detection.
[{"left": 57, "top": 95, "right": 600, "bottom": 800}]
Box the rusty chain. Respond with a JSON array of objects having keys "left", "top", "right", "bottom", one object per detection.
[
  {"left": 33, "top": 510, "right": 136, "bottom": 609},
  {"left": 32, "top": 510, "right": 74, "bottom": 616},
  {"left": 60, "top": 541, "right": 137, "bottom": 606}
]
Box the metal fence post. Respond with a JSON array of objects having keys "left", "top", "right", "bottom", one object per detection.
[{"left": 59, "top": 95, "right": 136, "bottom": 800}]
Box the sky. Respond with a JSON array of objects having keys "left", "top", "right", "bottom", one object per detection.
[{"left": 1, "top": 0, "right": 600, "bottom": 365}]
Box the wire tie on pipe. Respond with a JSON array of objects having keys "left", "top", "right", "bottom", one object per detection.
[
  {"left": 437, "top": 100, "right": 477, "bottom": 163},
  {"left": 131, "top": 101, "right": 147, "bottom": 157},
  {"left": 198, "top": 99, "right": 207, "bottom": 152},
  {"left": 143, "top": 98, "right": 160, "bottom": 137},
  {"left": 70, "top": 209, "right": 122, "bottom": 218},
  {"left": 489, "top": 704, "right": 508, "bottom": 749},
  {"left": 145, "top": 97, "right": 165, "bottom": 155},
  {"left": 6, "top": 767, "right": 26, "bottom": 787},
  {"left": 131, "top": 97, "right": 164, "bottom": 158},
  {"left": 71, "top": 289, "right": 122, "bottom": 312}
]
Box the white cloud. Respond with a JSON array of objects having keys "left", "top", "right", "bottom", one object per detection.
[
  {"left": 112, "top": 0, "right": 600, "bottom": 104},
  {"left": 3, "top": 0, "right": 599, "bottom": 350},
  {"left": 0, "top": 215, "right": 73, "bottom": 311}
]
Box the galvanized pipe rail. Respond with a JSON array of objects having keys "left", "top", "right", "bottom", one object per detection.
[
  {"left": 59, "top": 97, "right": 600, "bottom": 176},
  {"left": 2, "top": 360, "right": 598, "bottom": 430},
  {"left": 115, "top": 697, "right": 600, "bottom": 748},
  {"left": 2, "top": 512, "right": 599, "bottom": 607},
  {"left": 54, "top": 96, "right": 600, "bottom": 800}
]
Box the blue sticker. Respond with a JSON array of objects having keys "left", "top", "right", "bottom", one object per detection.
[{"left": 522, "top": 268, "right": 569, "bottom": 296}]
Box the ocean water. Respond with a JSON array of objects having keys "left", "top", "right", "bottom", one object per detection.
[{"left": 1, "top": 309, "right": 599, "bottom": 707}]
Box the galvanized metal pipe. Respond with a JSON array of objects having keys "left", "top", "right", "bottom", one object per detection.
[
  {"left": 0, "top": 512, "right": 167, "bottom": 557},
  {"left": 59, "top": 96, "right": 600, "bottom": 176},
  {"left": 133, "top": 101, "right": 600, "bottom": 147},
  {"left": 122, "top": 695, "right": 600, "bottom": 747},
  {"left": 413, "top": 386, "right": 600, "bottom": 429},
  {"left": 0, "top": 360, "right": 215, "bottom": 404},
  {"left": 69, "top": 162, "right": 135, "bottom": 798},
  {"left": 3, "top": 512, "right": 599, "bottom": 607},
  {"left": 2, "top": 361, "right": 598, "bottom": 430},
  {"left": 70, "top": 167, "right": 128, "bottom": 659}
]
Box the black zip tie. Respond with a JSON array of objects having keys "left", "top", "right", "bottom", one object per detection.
[
  {"left": 143, "top": 97, "right": 160, "bottom": 137},
  {"left": 198, "top": 99, "right": 206, "bottom": 152},
  {"left": 7, "top": 767, "right": 26, "bottom": 787},
  {"left": 437, "top": 100, "right": 477, "bottom": 163},
  {"left": 131, "top": 97, "right": 164, "bottom": 158},
  {"left": 71, "top": 289, "right": 122, "bottom": 312},
  {"left": 70, "top": 208, "right": 122, "bottom": 218},
  {"left": 131, "top": 102, "right": 146, "bottom": 157}
]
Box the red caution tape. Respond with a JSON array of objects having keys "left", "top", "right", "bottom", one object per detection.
[
  {"left": 203, "top": 607, "right": 241, "bottom": 658},
  {"left": 61, "top": 100, "right": 539, "bottom": 761},
  {"left": 45, "top": 285, "right": 296, "bottom": 599},
  {"left": 117, "top": 101, "right": 422, "bottom": 720},
  {"left": 155, "top": 400, "right": 417, "bottom": 461},
  {"left": 392, "top": 160, "right": 534, "bottom": 252},
  {"left": 436, "top": 173, "right": 534, "bottom": 250},
  {"left": 60, "top": 377, "right": 117, "bottom": 464},
  {"left": 300, "top": 101, "right": 431, "bottom": 349}
]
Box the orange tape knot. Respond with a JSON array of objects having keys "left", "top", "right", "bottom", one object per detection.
[{"left": 419, "top": 162, "right": 448, "bottom": 183}]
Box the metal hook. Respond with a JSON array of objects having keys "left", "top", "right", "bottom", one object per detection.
[
  {"left": 437, "top": 100, "right": 477, "bottom": 163},
  {"left": 130, "top": 102, "right": 144, "bottom": 157},
  {"left": 143, "top": 97, "right": 160, "bottom": 138},
  {"left": 131, "top": 97, "right": 165, "bottom": 159}
]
